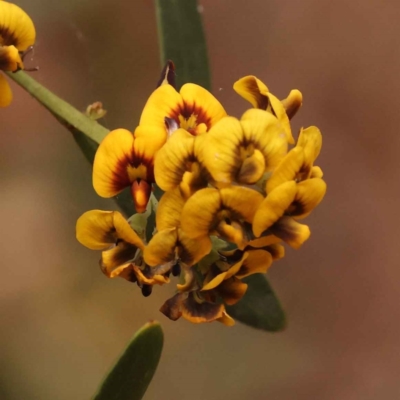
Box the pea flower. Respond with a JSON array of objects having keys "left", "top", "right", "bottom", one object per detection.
[
  {"left": 92, "top": 62, "right": 227, "bottom": 212},
  {"left": 77, "top": 65, "right": 327, "bottom": 326},
  {"left": 76, "top": 210, "right": 171, "bottom": 297},
  {"left": 0, "top": 1, "right": 36, "bottom": 107}
]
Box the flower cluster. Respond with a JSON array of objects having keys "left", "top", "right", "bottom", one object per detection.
[
  {"left": 0, "top": 0, "right": 36, "bottom": 107},
  {"left": 77, "top": 63, "right": 326, "bottom": 325}
]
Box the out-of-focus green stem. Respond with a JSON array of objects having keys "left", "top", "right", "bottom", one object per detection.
[
  {"left": 155, "top": 0, "right": 211, "bottom": 90},
  {"left": 6, "top": 70, "right": 109, "bottom": 144}
]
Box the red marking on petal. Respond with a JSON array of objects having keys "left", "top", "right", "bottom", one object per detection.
[
  {"left": 131, "top": 180, "right": 152, "bottom": 213},
  {"left": 169, "top": 103, "right": 213, "bottom": 135}
]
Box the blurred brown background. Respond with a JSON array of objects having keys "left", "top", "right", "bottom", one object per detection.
[{"left": 1, "top": 1, "right": 399, "bottom": 399}]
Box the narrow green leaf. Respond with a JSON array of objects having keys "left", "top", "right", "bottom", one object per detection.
[
  {"left": 6, "top": 71, "right": 109, "bottom": 145},
  {"left": 227, "top": 274, "right": 286, "bottom": 332},
  {"left": 7, "top": 71, "right": 137, "bottom": 215},
  {"left": 155, "top": 0, "right": 211, "bottom": 90},
  {"left": 93, "top": 321, "right": 164, "bottom": 400}
]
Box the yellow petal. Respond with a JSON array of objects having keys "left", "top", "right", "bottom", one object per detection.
[
  {"left": 216, "top": 277, "right": 248, "bottom": 305},
  {"left": 266, "top": 147, "right": 305, "bottom": 193},
  {"left": 236, "top": 250, "right": 273, "bottom": 278},
  {"left": 264, "top": 243, "right": 285, "bottom": 260},
  {"left": 200, "top": 109, "right": 287, "bottom": 185},
  {"left": 238, "top": 149, "right": 266, "bottom": 183},
  {"left": 179, "top": 160, "right": 208, "bottom": 199},
  {"left": 217, "top": 311, "right": 236, "bottom": 326},
  {"left": 281, "top": 89, "right": 303, "bottom": 120},
  {"left": 202, "top": 254, "right": 247, "bottom": 291},
  {"left": 180, "top": 188, "right": 221, "bottom": 238},
  {"left": 154, "top": 129, "right": 195, "bottom": 191},
  {"left": 202, "top": 270, "right": 228, "bottom": 291},
  {"left": 133, "top": 264, "right": 170, "bottom": 286},
  {"left": 297, "top": 126, "right": 322, "bottom": 178},
  {"left": 290, "top": 178, "right": 327, "bottom": 218},
  {"left": 101, "top": 244, "right": 140, "bottom": 277},
  {"left": 0, "top": 2, "right": 36, "bottom": 51},
  {"left": 133, "top": 124, "right": 168, "bottom": 164},
  {"left": 179, "top": 83, "right": 227, "bottom": 132},
  {"left": 156, "top": 188, "right": 186, "bottom": 231},
  {"left": 76, "top": 210, "right": 144, "bottom": 250},
  {"left": 220, "top": 186, "right": 264, "bottom": 223},
  {"left": 93, "top": 129, "right": 135, "bottom": 197},
  {"left": 233, "top": 76, "right": 294, "bottom": 143},
  {"left": 233, "top": 75, "right": 269, "bottom": 109},
  {"left": 197, "top": 116, "right": 244, "bottom": 184},
  {"left": 253, "top": 181, "right": 297, "bottom": 237},
  {"left": 248, "top": 235, "right": 281, "bottom": 248},
  {"left": 0, "top": 45, "right": 22, "bottom": 71},
  {"left": 178, "top": 230, "right": 212, "bottom": 266},
  {"left": 139, "top": 83, "right": 183, "bottom": 127},
  {"left": 181, "top": 292, "right": 225, "bottom": 324},
  {"left": 269, "top": 216, "right": 310, "bottom": 249},
  {"left": 144, "top": 228, "right": 178, "bottom": 266},
  {"left": 216, "top": 221, "right": 247, "bottom": 249},
  {"left": 311, "top": 166, "right": 324, "bottom": 178},
  {"left": 267, "top": 92, "right": 294, "bottom": 144},
  {"left": 0, "top": 72, "right": 12, "bottom": 107},
  {"left": 100, "top": 261, "right": 133, "bottom": 280},
  {"left": 240, "top": 108, "right": 288, "bottom": 171}
]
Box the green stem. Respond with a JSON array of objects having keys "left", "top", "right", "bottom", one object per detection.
[{"left": 6, "top": 70, "right": 109, "bottom": 145}]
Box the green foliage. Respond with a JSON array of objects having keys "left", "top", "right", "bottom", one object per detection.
[
  {"left": 155, "top": 0, "right": 211, "bottom": 90},
  {"left": 92, "top": 321, "right": 164, "bottom": 400},
  {"left": 227, "top": 274, "right": 286, "bottom": 332}
]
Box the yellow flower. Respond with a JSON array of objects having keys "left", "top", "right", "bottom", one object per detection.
[
  {"left": 153, "top": 128, "right": 209, "bottom": 198},
  {"left": 76, "top": 210, "right": 170, "bottom": 296},
  {"left": 252, "top": 127, "right": 327, "bottom": 248},
  {"left": 143, "top": 188, "right": 212, "bottom": 267},
  {"left": 136, "top": 80, "right": 227, "bottom": 139},
  {"left": 93, "top": 77, "right": 226, "bottom": 212},
  {"left": 233, "top": 75, "right": 303, "bottom": 144},
  {"left": 197, "top": 109, "right": 288, "bottom": 185},
  {"left": 78, "top": 64, "right": 327, "bottom": 325},
  {"left": 180, "top": 186, "right": 264, "bottom": 249},
  {"left": 0, "top": 1, "right": 36, "bottom": 107},
  {"left": 92, "top": 128, "right": 159, "bottom": 213},
  {"left": 160, "top": 290, "right": 234, "bottom": 325}
]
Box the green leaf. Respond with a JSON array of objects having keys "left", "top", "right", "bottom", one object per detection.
[
  {"left": 155, "top": 0, "right": 211, "bottom": 90},
  {"left": 226, "top": 274, "right": 286, "bottom": 332},
  {"left": 6, "top": 71, "right": 137, "bottom": 216},
  {"left": 6, "top": 71, "right": 109, "bottom": 145},
  {"left": 93, "top": 321, "right": 164, "bottom": 400}
]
